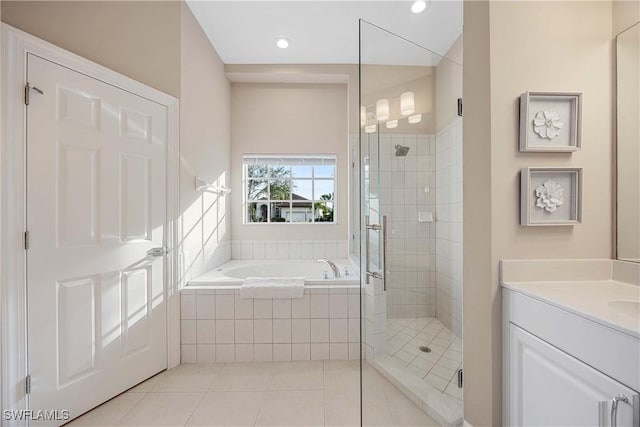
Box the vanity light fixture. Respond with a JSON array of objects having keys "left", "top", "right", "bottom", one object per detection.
[
  {"left": 365, "top": 124, "right": 377, "bottom": 134},
  {"left": 401, "top": 91, "right": 415, "bottom": 115},
  {"left": 408, "top": 114, "right": 422, "bottom": 124},
  {"left": 376, "top": 98, "right": 390, "bottom": 121},
  {"left": 411, "top": 0, "right": 428, "bottom": 14},
  {"left": 386, "top": 120, "right": 398, "bottom": 129},
  {"left": 275, "top": 37, "right": 291, "bottom": 49}
]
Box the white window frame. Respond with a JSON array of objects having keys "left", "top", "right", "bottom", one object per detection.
[{"left": 243, "top": 154, "right": 337, "bottom": 225}]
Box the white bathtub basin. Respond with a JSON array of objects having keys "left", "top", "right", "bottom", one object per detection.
[{"left": 188, "top": 259, "right": 359, "bottom": 288}]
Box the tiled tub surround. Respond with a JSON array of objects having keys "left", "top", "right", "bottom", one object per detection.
[
  {"left": 230, "top": 240, "right": 349, "bottom": 261},
  {"left": 434, "top": 118, "right": 463, "bottom": 337},
  {"left": 180, "top": 287, "right": 360, "bottom": 363},
  {"left": 378, "top": 133, "right": 437, "bottom": 319}
]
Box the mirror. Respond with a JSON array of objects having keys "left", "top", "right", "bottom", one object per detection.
[{"left": 616, "top": 22, "right": 640, "bottom": 263}]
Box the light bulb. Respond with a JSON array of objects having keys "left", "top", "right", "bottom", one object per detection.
[
  {"left": 411, "top": 0, "right": 427, "bottom": 14},
  {"left": 376, "top": 98, "right": 390, "bottom": 121},
  {"left": 275, "top": 38, "right": 290, "bottom": 49},
  {"left": 401, "top": 91, "right": 415, "bottom": 116},
  {"left": 408, "top": 114, "right": 422, "bottom": 124}
]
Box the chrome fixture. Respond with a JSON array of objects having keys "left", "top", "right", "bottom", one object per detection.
[
  {"left": 146, "top": 247, "right": 168, "bottom": 257},
  {"left": 195, "top": 177, "right": 231, "bottom": 194},
  {"left": 317, "top": 259, "right": 341, "bottom": 278},
  {"left": 365, "top": 215, "right": 387, "bottom": 290},
  {"left": 394, "top": 144, "right": 410, "bottom": 157}
]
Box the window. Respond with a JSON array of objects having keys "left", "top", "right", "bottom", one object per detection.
[{"left": 243, "top": 155, "right": 336, "bottom": 224}]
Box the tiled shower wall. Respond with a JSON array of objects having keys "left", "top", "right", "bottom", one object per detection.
[
  {"left": 434, "top": 118, "right": 463, "bottom": 337},
  {"left": 379, "top": 133, "right": 437, "bottom": 319}
]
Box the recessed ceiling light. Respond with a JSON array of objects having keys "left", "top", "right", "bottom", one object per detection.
[
  {"left": 411, "top": 0, "right": 427, "bottom": 14},
  {"left": 275, "top": 38, "right": 291, "bottom": 49}
]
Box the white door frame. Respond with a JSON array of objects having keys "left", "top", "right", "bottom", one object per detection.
[{"left": 0, "top": 24, "right": 181, "bottom": 418}]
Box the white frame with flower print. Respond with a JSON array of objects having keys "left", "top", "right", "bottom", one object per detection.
[
  {"left": 520, "top": 167, "right": 583, "bottom": 226},
  {"left": 519, "top": 91, "right": 583, "bottom": 152}
]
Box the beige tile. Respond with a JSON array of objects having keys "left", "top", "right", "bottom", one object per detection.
[
  {"left": 168, "top": 364, "right": 223, "bottom": 376},
  {"left": 151, "top": 371, "right": 214, "bottom": 393},
  {"left": 119, "top": 392, "right": 203, "bottom": 426},
  {"left": 187, "top": 391, "right": 264, "bottom": 427},
  {"left": 210, "top": 362, "right": 272, "bottom": 391},
  {"left": 67, "top": 392, "right": 144, "bottom": 426},
  {"left": 255, "top": 390, "right": 324, "bottom": 427},
  {"left": 362, "top": 391, "right": 395, "bottom": 427},
  {"left": 385, "top": 385, "right": 439, "bottom": 426},
  {"left": 323, "top": 360, "right": 359, "bottom": 392},
  {"left": 127, "top": 372, "right": 166, "bottom": 393},
  {"left": 324, "top": 387, "right": 360, "bottom": 427},
  {"left": 268, "top": 361, "right": 323, "bottom": 390}
]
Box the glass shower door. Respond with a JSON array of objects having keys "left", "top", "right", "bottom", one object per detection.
[{"left": 359, "top": 18, "right": 464, "bottom": 426}]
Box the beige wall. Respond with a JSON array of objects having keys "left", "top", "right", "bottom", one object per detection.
[
  {"left": 462, "top": 2, "right": 495, "bottom": 424},
  {"left": 435, "top": 35, "right": 463, "bottom": 133},
  {"left": 179, "top": 3, "right": 231, "bottom": 282},
  {"left": 225, "top": 63, "right": 359, "bottom": 134},
  {"left": 615, "top": 23, "right": 640, "bottom": 261},
  {"left": 230, "top": 83, "right": 348, "bottom": 241},
  {"left": 463, "top": 2, "right": 614, "bottom": 425},
  {"left": 1, "top": 0, "right": 180, "bottom": 97},
  {"left": 613, "top": 0, "right": 640, "bottom": 36}
]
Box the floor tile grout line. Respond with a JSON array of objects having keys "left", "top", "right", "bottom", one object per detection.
[{"left": 181, "top": 391, "right": 207, "bottom": 427}]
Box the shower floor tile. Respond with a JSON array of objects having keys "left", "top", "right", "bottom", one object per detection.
[
  {"left": 385, "top": 317, "right": 463, "bottom": 401},
  {"left": 67, "top": 360, "right": 439, "bottom": 427}
]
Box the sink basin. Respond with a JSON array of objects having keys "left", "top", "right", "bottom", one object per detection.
[{"left": 608, "top": 300, "right": 640, "bottom": 320}]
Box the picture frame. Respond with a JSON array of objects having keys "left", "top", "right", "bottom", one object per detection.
[
  {"left": 520, "top": 167, "right": 583, "bottom": 226},
  {"left": 519, "top": 91, "right": 582, "bottom": 152}
]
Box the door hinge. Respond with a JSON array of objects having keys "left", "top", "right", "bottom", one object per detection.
[
  {"left": 25, "top": 374, "right": 31, "bottom": 394},
  {"left": 457, "top": 368, "right": 463, "bottom": 389},
  {"left": 457, "top": 98, "right": 463, "bottom": 117},
  {"left": 24, "top": 83, "right": 44, "bottom": 106},
  {"left": 24, "top": 230, "right": 30, "bottom": 250}
]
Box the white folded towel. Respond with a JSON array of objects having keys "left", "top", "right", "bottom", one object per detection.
[{"left": 241, "top": 277, "right": 305, "bottom": 299}]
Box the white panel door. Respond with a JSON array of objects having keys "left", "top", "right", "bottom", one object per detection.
[
  {"left": 26, "top": 53, "right": 167, "bottom": 423},
  {"left": 509, "top": 324, "right": 638, "bottom": 427}
]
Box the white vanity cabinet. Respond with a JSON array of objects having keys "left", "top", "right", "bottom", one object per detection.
[{"left": 503, "top": 288, "right": 640, "bottom": 427}]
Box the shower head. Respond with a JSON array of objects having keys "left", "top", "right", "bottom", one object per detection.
[{"left": 394, "top": 144, "right": 410, "bottom": 156}]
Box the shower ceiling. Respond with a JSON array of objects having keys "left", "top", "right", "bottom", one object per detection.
[{"left": 186, "top": 1, "right": 463, "bottom": 65}]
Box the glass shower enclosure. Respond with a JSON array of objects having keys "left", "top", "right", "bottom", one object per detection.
[{"left": 358, "top": 20, "right": 464, "bottom": 425}]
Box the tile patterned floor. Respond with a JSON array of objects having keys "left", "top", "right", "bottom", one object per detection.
[
  {"left": 67, "top": 360, "right": 439, "bottom": 427},
  {"left": 385, "top": 318, "right": 462, "bottom": 401}
]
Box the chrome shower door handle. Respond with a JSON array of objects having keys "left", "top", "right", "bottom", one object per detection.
[
  {"left": 611, "top": 394, "right": 629, "bottom": 427},
  {"left": 382, "top": 215, "right": 387, "bottom": 292}
]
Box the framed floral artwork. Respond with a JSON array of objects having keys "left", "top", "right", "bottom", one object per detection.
[
  {"left": 520, "top": 167, "right": 583, "bottom": 226},
  {"left": 519, "top": 91, "right": 582, "bottom": 152}
]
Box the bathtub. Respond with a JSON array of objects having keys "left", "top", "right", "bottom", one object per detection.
[{"left": 187, "top": 259, "right": 359, "bottom": 288}]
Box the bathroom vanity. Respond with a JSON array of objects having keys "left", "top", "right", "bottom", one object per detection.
[{"left": 501, "top": 260, "right": 640, "bottom": 427}]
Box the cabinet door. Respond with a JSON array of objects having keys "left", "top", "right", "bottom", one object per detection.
[{"left": 509, "top": 324, "right": 638, "bottom": 427}]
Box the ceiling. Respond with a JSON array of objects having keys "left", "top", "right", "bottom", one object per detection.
[{"left": 186, "top": 1, "right": 463, "bottom": 66}]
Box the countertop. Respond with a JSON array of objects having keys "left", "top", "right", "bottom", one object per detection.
[{"left": 502, "top": 280, "right": 640, "bottom": 338}]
